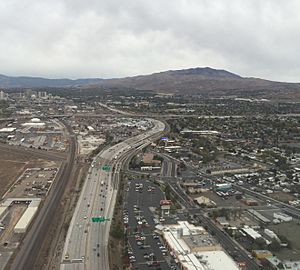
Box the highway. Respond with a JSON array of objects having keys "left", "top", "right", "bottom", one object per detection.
[{"left": 60, "top": 119, "right": 165, "bottom": 270}]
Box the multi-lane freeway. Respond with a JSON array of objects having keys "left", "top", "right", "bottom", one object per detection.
[{"left": 60, "top": 119, "right": 165, "bottom": 270}]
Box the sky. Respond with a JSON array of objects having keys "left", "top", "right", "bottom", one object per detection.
[{"left": 0, "top": 0, "right": 299, "bottom": 82}]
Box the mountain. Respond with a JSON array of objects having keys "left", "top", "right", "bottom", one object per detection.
[
  {"left": 0, "top": 74, "right": 103, "bottom": 88},
  {"left": 95, "top": 67, "right": 300, "bottom": 98},
  {"left": 1, "top": 67, "right": 300, "bottom": 99}
]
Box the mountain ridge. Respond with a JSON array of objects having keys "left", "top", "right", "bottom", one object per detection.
[{"left": 0, "top": 67, "right": 299, "bottom": 99}]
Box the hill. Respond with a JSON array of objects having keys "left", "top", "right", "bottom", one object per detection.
[
  {"left": 1, "top": 67, "right": 300, "bottom": 99},
  {"left": 94, "top": 68, "right": 300, "bottom": 99},
  {"left": 0, "top": 74, "right": 103, "bottom": 88}
]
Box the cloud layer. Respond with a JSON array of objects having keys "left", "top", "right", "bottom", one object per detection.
[{"left": 0, "top": 0, "right": 299, "bottom": 81}]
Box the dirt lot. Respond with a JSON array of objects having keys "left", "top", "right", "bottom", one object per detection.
[
  {"left": 0, "top": 160, "right": 26, "bottom": 198},
  {"left": 269, "top": 192, "right": 295, "bottom": 203},
  {"left": 0, "top": 143, "right": 63, "bottom": 198},
  {"left": 195, "top": 191, "right": 248, "bottom": 208},
  {"left": 269, "top": 221, "right": 300, "bottom": 260},
  {"left": 0, "top": 158, "right": 59, "bottom": 199}
]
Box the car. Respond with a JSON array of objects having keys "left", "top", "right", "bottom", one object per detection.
[
  {"left": 129, "top": 256, "right": 135, "bottom": 259},
  {"left": 137, "top": 241, "right": 143, "bottom": 246},
  {"left": 97, "top": 253, "right": 100, "bottom": 257}
]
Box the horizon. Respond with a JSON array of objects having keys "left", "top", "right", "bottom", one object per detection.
[
  {"left": 0, "top": 66, "right": 298, "bottom": 84},
  {"left": 0, "top": 1, "right": 299, "bottom": 82}
]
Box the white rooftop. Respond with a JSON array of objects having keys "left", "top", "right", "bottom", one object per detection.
[{"left": 196, "top": 251, "right": 240, "bottom": 270}]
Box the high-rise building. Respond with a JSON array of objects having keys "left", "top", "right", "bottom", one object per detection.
[{"left": 0, "top": 90, "right": 7, "bottom": 100}]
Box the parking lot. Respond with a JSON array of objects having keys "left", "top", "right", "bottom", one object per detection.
[
  {"left": 4, "top": 167, "right": 58, "bottom": 199},
  {"left": 124, "top": 179, "right": 173, "bottom": 270}
]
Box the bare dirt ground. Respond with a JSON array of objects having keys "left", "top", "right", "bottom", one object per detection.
[
  {"left": 269, "top": 192, "right": 295, "bottom": 203},
  {"left": 269, "top": 221, "right": 300, "bottom": 260},
  {"left": 0, "top": 143, "right": 64, "bottom": 199},
  {"left": 0, "top": 160, "right": 26, "bottom": 198}
]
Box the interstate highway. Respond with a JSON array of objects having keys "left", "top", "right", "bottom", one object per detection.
[{"left": 60, "top": 119, "right": 165, "bottom": 270}]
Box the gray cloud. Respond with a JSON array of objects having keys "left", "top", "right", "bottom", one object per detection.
[{"left": 0, "top": 0, "right": 299, "bottom": 82}]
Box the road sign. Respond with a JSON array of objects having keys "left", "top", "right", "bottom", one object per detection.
[
  {"left": 92, "top": 217, "right": 110, "bottom": 223},
  {"left": 101, "top": 165, "right": 111, "bottom": 171}
]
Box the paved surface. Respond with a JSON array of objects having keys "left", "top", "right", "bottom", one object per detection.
[
  {"left": 61, "top": 119, "right": 165, "bottom": 270},
  {"left": 125, "top": 178, "right": 171, "bottom": 270}
]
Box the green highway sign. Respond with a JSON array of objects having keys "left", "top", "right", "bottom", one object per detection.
[
  {"left": 101, "top": 165, "right": 111, "bottom": 171},
  {"left": 92, "top": 217, "right": 110, "bottom": 223}
]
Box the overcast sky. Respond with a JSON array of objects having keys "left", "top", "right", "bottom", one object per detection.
[{"left": 0, "top": 0, "right": 299, "bottom": 82}]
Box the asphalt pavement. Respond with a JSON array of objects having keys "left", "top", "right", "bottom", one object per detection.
[{"left": 124, "top": 179, "right": 171, "bottom": 270}]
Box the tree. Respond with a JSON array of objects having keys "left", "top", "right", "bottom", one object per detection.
[{"left": 269, "top": 240, "right": 281, "bottom": 252}]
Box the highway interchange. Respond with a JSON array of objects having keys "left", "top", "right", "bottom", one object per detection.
[{"left": 60, "top": 119, "right": 165, "bottom": 270}]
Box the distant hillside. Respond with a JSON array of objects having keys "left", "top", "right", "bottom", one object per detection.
[
  {"left": 95, "top": 67, "right": 300, "bottom": 98},
  {"left": 1, "top": 67, "right": 300, "bottom": 99},
  {"left": 0, "top": 74, "right": 103, "bottom": 88}
]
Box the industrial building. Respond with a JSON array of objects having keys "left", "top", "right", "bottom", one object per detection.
[
  {"left": 215, "top": 183, "right": 232, "bottom": 191},
  {"left": 273, "top": 212, "right": 292, "bottom": 222},
  {"left": 248, "top": 209, "right": 271, "bottom": 224},
  {"left": 14, "top": 206, "right": 38, "bottom": 233},
  {"left": 21, "top": 118, "right": 46, "bottom": 128},
  {"left": 0, "top": 198, "right": 41, "bottom": 234},
  {"left": 242, "top": 227, "right": 262, "bottom": 240}
]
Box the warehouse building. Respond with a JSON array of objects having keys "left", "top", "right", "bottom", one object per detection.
[
  {"left": 248, "top": 209, "right": 271, "bottom": 224},
  {"left": 14, "top": 206, "right": 38, "bottom": 233},
  {"left": 273, "top": 212, "right": 292, "bottom": 222}
]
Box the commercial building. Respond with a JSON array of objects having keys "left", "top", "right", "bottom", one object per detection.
[
  {"left": 194, "top": 196, "right": 216, "bottom": 208},
  {"left": 157, "top": 221, "right": 239, "bottom": 270},
  {"left": 262, "top": 256, "right": 300, "bottom": 270}
]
